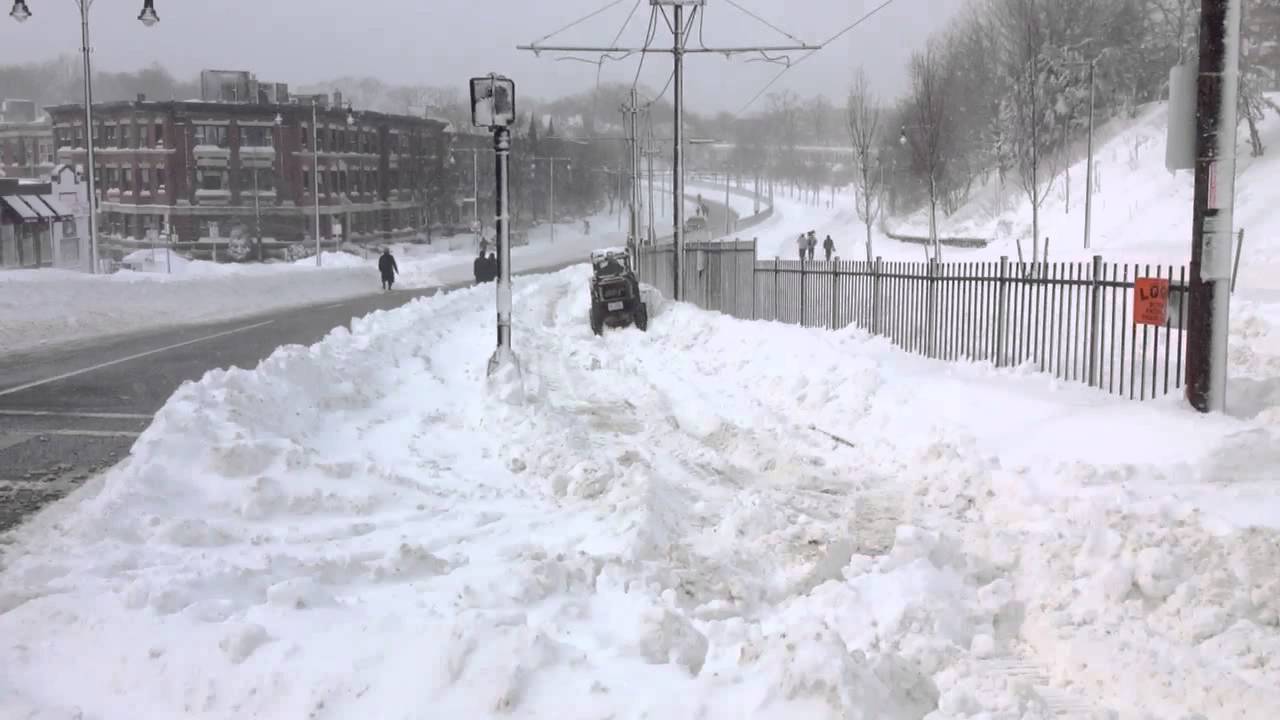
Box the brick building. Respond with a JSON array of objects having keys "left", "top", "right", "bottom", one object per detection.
[
  {"left": 47, "top": 95, "right": 451, "bottom": 254},
  {"left": 0, "top": 99, "right": 55, "bottom": 180}
]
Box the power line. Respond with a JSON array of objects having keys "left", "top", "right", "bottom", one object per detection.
[
  {"left": 735, "top": 0, "right": 903, "bottom": 116},
  {"left": 723, "top": 0, "right": 807, "bottom": 46},
  {"left": 532, "top": 0, "right": 630, "bottom": 47},
  {"left": 631, "top": 7, "right": 661, "bottom": 94},
  {"left": 594, "top": 0, "right": 646, "bottom": 126}
]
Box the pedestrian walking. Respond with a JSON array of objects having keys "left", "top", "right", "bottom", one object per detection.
[
  {"left": 473, "top": 251, "right": 488, "bottom": 284},
  {"left": 378, "top": 248, "right": 399, "bottom": 291},
  {"left": 797, "top": 233, "right": 807, "bottom": 262},
  {"left": 806, "top": 232, "right": 817, "bottom": 261},
  {"left": 823, "top": 234, "right": 835, "bottom": 262},
  {"left": 488, "top": 251, "right": 500, "bottom": 281}
]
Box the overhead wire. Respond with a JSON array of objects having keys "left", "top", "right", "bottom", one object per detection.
[
  {"left": 722, "top": 0, "right": 808, "bottom": 47},
  {"left": 593, "top": 0, "right": 646, "bottom": 122},
  {"left": 530, "top": 0, "right": 629, "bottom": 46},
  {"left": 734, "top": 0, "right": 902, "bottom": 116}
]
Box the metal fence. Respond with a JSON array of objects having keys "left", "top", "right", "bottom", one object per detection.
[{"left": 638, "top": 240, "right": 1190, "bottom": 401}]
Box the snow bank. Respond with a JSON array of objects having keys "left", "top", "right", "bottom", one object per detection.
[{"left": 1, "top": 268, "right": 1277, "bottom": 718}]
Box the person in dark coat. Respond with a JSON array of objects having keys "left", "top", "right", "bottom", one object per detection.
[
  {"left": 823, "top": 235, "right": 835, "bottom": 261},
  {"left": 487, "top": 252, "right": 500, "bottom": 281},
  {"left": 378, "top": 248, "right": 399, "bottom": 290},
  {"left": 473, "top": 251, "right": 488, "bottom": 284}
]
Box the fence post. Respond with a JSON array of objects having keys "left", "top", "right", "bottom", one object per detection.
[
  {"left": 1231, "top": 228, "right": 1244, "bottom": 294},
  {"left": 996, "top": 256, "right": 1009, "bottom": 367},
  {"left": 831, "top": 260, "right": 839, "bottom": 330},
  {"left": 750, "top": 239, "right": 758, "bottom": 321},
  {"left": 925, "top": 258, "right": 938, "bottom": 357},
  {"left": 872, "top": 256, "right": 883, "bottom": 336},
  {"left": 1088, "top": 254, "right": 1103, "bottom": 388},
  {"left": 800, "top": 258, "right": 808, "bottom": 327},
  {"left": 774, "top": 256, "right": 780, "bottom": 321}
]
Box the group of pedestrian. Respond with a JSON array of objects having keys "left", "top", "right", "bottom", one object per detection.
[
  {"left": 473, "top": 250, "right": 501, "bottom": 284},
  {"left": 795, "top": 231, "right": 837, "bottom": 262}
]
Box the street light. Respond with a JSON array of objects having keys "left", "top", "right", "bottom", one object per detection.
[
  {"left": 12, "top": 0, "right": 160, "bottom": 273},
  {"left": 138, "top": 0, "right": 158, "bottom": 26},
  {"left": 470, "top": 73, "right": 518, "bottom": 379}
]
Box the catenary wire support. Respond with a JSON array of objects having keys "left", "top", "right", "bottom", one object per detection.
[{"left": 518, "top": 0, "right": 814, "bottom": 302}]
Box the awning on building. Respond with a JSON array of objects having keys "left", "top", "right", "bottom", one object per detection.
[
  {"left": 34, "top": 194, "right": 74, "bottom": 220},
  {"left": 0, "top": 195, "right": 41, "bottom": 223},
  {"left": 0, "top": 194, "right": 72, "bottom": 222}
]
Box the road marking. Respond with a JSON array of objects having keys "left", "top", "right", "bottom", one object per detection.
[
  {"left": 0, "top": 320, "right": 275, "bottom": 398},
  {"left": 0, "top": 410, "right": 153, "bottom": 420},
  {"left": 35, "top": 429, "right": 141, "bottom": 438}
]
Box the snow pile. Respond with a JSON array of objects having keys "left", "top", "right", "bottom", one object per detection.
[{"left": 1, "top": 267, "right": 1277, "bottom": 718}]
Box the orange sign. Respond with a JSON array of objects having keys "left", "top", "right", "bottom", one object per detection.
[{"left": 1134, "top": 277, "right": 1170, "bottom": 326}]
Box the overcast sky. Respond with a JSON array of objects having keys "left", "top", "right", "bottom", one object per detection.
[{"left": 1, "top": 0, "right": 968, "bottom": 113}]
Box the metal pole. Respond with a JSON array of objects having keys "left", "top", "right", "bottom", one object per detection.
[
  {"left": 724, "top": 169, "right": 730, "bottom": 236},
  {"left": 647, "top": 145, "right": 655, "bottom": 245},
  {"left": 488, "top": 125, "right": 516, "bottom": 374},
  {"left": 79, "top": 0, "right": 99, "bottom": 274},
  {"left": 1186, "top": 0, "right": 1241, "bottom": 413},
  {"left": 672, "top": 2, "right": 686, "bottom": 301},
  {"left": 1084, "top": 60, "right": 1096, "bottom": 250},
  {"left": 549, "top": 160, "right": 555, "bottom": 244},
  {"left": 473, "top": 149, "right": 479, "bottom": 228},
  {"left": 252, "top": 155, "right": 262, "bottom": 261},
  {"left": 312, "top": 100, "right": 321, "bottom": 267}
]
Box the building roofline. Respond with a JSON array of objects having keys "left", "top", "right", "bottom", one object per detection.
[{"left": 44, "top": 100, "right": 447, "bottom": 130}]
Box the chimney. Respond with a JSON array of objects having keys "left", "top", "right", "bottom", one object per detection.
[{"left": 333, "top": 91, "right": 343, "bottom": 110}]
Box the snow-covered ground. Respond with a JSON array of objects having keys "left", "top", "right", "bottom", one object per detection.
[
  {"left": 0, "top": 209, "right": 627, "bottom": 356},
  {"left": 889, "top": 97, "right": 1280, "bottom": 292},
  {"left": 2, "top": 267, "right": 1278, "bottom": 719}
]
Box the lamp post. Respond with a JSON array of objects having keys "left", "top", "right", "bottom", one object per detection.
[
  {"left": 12, "top": 0, "right": 160, "bottom": 273},
  {"left": 1064, "top": 54, "right": 1105, "bottom": 250},
  {"left": 470, "top": 73, "right": 518, "bottom": 379}
]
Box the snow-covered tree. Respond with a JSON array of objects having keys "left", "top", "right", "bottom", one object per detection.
[{"left": 847, "top": 71, "right": 883, "bottom": 262}]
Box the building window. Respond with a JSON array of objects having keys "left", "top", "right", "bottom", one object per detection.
[
  {"left": 198, "top": 168, "right": 225, "bottom": 191},
  {"left": 241, "top": 126, "right": 273, "bottom": 148},
  {"left": 105, "top": 167, "right": 118, "bottom": 189},
  {"left": 240, "top": 168, "right": 274, "bottom": 192},
  {"left": 121, "top": 168, "right": 133, "bottom": 192},
  {"left": 62, "top": 219, "right": 77, "bottom": 237},
  {"left": 194, "top": 125, "right": 228, "bottom": 148},
  {"left": 156, "top": 168, "right": 166, "bottom": 190},
  {"left": 103, "top": 125, "right": 117, "bottom": 147},
  {"left": 154, "top": 123, "right": 164, "bottom": 146},
  {"left": 303, "top": 170, "right": 311, "bottom": 192},
  {"left": 329, "top": 171, "right": 338, "bottom": 194}
]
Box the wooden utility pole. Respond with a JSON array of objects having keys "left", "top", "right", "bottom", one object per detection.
[{"left": 1185, "top": 0, "right": 1242, "bottom": 413}]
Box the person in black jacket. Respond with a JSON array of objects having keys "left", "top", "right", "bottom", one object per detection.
[
  {"left": 474, "top": 251, "right": 488, "bottom": 284},
  {"left": 378, "top": 248, "right": 399, "bottom": 290}
]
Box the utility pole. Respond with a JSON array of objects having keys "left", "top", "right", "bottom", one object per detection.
[
  {"left": 518, "top": 0, "right": 813, "bottom": 301},
  {"left": 533, "top": 155, "right": 570, "bottom": 243},
  {"left": 672, "top": 1, "right": 686, "bottom": 299},
  {"left": 1186, "top": 0, "right": 1242, "bottom": 413},
  {"left": 312, "top": 98, "right": 321, "bottom": 267},
  {"left": 1084, "top": 58, "right": 1096, "bottom": 250}
]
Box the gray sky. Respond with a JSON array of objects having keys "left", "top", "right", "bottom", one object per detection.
[{"left": 0, "top": 0, "right": 968, "bottom": 113}]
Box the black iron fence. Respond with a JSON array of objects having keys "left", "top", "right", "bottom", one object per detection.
[{"left": 638, "top": 240, "right": 1189, "bottom": 401}]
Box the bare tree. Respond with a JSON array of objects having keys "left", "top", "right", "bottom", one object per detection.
[
  {"left": 847, "top": 71, "right": 883, "bottom": 262},
  {"left": 904, "top": 45, "right": 953, "bottom": 260}
]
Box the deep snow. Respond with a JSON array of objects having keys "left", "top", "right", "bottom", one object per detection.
[{"left": 1, "top": 266, "right": 1277, "bottom": 719}]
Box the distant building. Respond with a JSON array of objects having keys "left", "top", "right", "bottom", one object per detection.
[
  {"left": 0, "top": 176, "right": 78, "bottom": 269},
  {"left": 0, "top": 99, "right": 54, "bottom": 180},
  {"left": 46, "top": 94, "right": 451, "bottom": 256}
]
